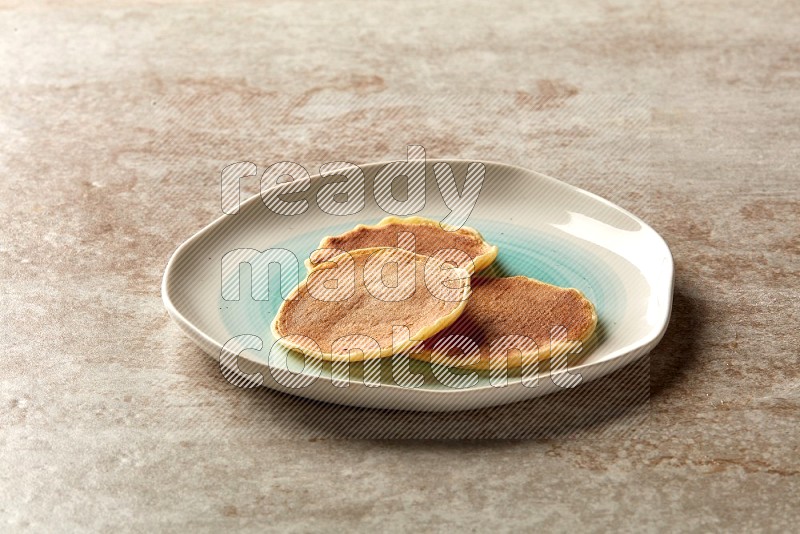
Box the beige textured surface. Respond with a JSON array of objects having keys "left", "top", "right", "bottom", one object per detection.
[{"left": 1, "top": 0, "right": 798, "bottom": 531}]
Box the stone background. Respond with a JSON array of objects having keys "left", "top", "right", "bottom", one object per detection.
[{"left": 1, "top": 0, "right": 798, "bottom": 531}]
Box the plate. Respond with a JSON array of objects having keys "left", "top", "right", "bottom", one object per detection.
[{"left": 162, "top": 159, "right": 673, "bottom": 411}]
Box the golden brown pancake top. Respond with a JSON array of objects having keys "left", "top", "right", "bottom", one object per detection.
[
  {"left": 308, "top": 216, "right": 497, "bottom": 272},
  {"left": 420, "top": 276, "right": 597, "bottom": 368},
  {"left": 273, "top": 247, "right": 471, "bottom": 360}
]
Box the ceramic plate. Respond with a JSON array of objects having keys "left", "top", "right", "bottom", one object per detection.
[{"left": 162, "top": 160, "right": 673, "bottom": 411}]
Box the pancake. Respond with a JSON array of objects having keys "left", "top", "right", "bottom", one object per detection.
[
  {"left": 415, "top": 276, "right": 597, "bottom": 370},
  {"left": 272, "top": 247, "right": 472, "bottom": 362},
  {"left": 306, "top": 216, "right": 498, "bottom": 273}
]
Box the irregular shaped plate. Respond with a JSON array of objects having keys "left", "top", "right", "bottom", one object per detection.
[{"left": 162, "top": 160, "right": 673, "bottom": 411}]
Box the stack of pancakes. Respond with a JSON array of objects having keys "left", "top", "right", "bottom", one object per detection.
[{"left": 272, "top": 216, "right": 597, "bottom": 369}]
